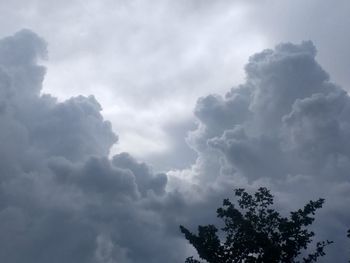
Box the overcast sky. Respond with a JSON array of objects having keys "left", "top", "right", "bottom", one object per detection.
[
  {"left": 1, "top": 0, "right": 349, "bottom": 171},
  {"left": 1, "top": 1, "right": 350, "bottom": 262}
]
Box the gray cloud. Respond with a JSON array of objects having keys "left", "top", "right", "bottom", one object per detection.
[
  {"left": 183, "top": 40, "right": 350, "bottom": 261},
  {"left": 1, "top": 28, "right": 350, "bottom": 262},
  {"left": 1, "top": 0, "right": 349, "bottom": 171},
  {"left": 0, "top": 30, "right": 188, "bottom": 263},
  {"left": 0, "top": 0, "right": 262, "bottom": 165}
]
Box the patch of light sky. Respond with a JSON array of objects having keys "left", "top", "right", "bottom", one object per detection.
[{"left": 38, "top": 0, "right": 266, "bottom": 169}]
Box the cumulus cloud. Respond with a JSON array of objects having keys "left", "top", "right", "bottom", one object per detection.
[
  {"left": 1, "top": 29, "right": 350, "bottom": 263},
  {"left": 0, "top": 30, "right": 185, "bottom": 263},
  {"left": 182, "top": 40, "right": 350, "bottom": 260}
]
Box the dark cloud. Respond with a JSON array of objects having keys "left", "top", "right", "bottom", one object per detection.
[
  {"left": 185, "top": 40, "right": 350, "bottom": 260},
  {"left": 1, "top": 0, "right": 349, "bottom": 171},
  {"left": 0, "top": 30, "right": 186, "bottom": 263},
  {"left": 112, "top": 152, "right": 167, "bottom": 196},
  {"left": 1, "top": 29, "right": 350, "bottom": 262}
]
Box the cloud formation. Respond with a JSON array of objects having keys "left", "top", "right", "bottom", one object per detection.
[
  {"left": 0, "top": 30, "right": 184, "bottom": 263},
  {"left": 1, "top": 29, "right": 350, "bottom": 262},
  {"left": 1, "top": 0, "right": 349, "bottom": 171},
  {"left": 183, "top": 40, "right": 350, "bottom": 260}
]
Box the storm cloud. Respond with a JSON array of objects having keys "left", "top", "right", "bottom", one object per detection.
[
  {"left": 180, "top": 40, "right": 350, "bottom": 260},
  {"left": 1, "top": 29, "right": 350, "bottom": 263},
  {"left": 0, "top": 30, "right": 185, "bottom": 263}
]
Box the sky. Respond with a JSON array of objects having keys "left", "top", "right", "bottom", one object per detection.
[
  {"left": 1, "top": 0, "right": 350, "bottom": 262},
  {"left": 1, "top": 0, "right": 349, "bottom": 172}
]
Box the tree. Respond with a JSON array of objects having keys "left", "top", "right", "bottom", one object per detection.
[
  {"left": 348, "top": 229, "right": 350, "bottom": 263},
  {"left": 180, "top": 187, "right": 332, "bottom": 263}
]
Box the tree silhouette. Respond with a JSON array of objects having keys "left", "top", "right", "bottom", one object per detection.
[
  {"left": 348, "top": 229, "right": 350, "bottom": 263},
  {"left": 180, "top": 187, "right": 332, "bottom": 263}
]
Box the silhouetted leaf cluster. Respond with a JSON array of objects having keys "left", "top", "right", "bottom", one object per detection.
[{"left": 180, "top": 187, "right": 332, "bottom": 263}]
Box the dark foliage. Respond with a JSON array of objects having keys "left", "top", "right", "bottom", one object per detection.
[
  {"left": 180, "top": 187, "right": 332, "bottom": 263},
  {"left": 348, "top": 229, "right": 350, "bottom": 263}
]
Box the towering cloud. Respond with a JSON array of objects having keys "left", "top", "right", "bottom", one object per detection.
[
  {"left": 0, "top": 29, "right": 350, "bottom": 262},
  {"left": 0, "top": 30, "right": 182, "bottom": 263},
  {"left": 190, "top": 41, "right": 350, "bottom": 183},
  {"left": 183, "top": 40, "right": 350, "bottom": 260}
]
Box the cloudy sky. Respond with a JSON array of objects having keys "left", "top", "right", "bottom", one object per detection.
[{"left": 1, "top": 0, "right": 350, "bottom": 262}]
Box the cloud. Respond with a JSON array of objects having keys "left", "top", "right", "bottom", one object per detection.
[
  {"left": 1, "top": 28, "right": 350, "bottom": 262},
  {"left": 1, "top": 0, "right": 349, "bottom": 171},
  {"left": 183, "top": 40, "right": 350, "bottom": 260},
  {"left": 0, "top": 30, "right": 186, "bottom": 263},
  {"left": 0, "top": 0, "right": 266, "bottom": 166}
]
